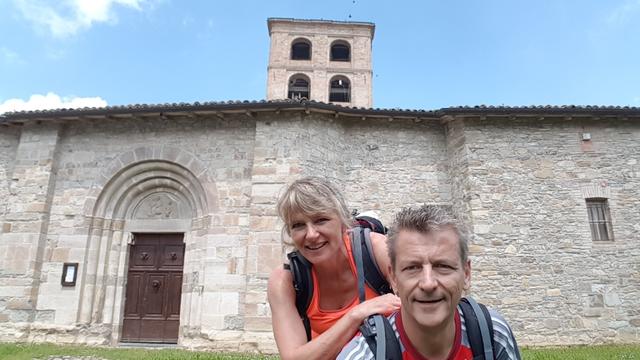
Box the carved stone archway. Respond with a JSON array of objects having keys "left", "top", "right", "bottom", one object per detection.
[{"left": 77, "top": 146, "right": 216, "bottom": 344}]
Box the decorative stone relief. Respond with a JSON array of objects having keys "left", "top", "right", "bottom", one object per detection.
[{"left": 132, "top": 193, "right": 188, "bottom": 220}]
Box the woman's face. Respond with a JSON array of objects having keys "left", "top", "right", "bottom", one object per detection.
[{"left": 288, "top": 211, "right": 346, "bottom": 263}]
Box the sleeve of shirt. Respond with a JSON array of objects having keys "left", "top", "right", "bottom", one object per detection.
[
  {"left": 489, "top": 309, "right": 522, "bottom": 360},
  {"left": 336, "top": 334, "right": 375, "bottom": 360}
]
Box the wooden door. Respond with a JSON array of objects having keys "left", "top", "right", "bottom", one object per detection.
[{"left": 121, "top": 233, "right": 184, "bottom": 343}]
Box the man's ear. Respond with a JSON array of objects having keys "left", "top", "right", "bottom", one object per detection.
[
  {"left": 388, "top": 263, "right": 398, "bottom": 295},
  {"left": 463, "top": 259, "right": 471, "bottom": 290}
]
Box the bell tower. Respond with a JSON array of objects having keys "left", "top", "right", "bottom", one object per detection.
[{"left": 266, "top": 18, "right": 375, "bottom": 108}]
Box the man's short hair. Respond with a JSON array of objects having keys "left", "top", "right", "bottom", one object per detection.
[{"left": 387, "top": 205, "right": 469, "bottom": 268}]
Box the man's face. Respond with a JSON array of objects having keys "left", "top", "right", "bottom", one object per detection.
[{"left": 389, "top": 228, "right": 470, "bottom": 333}]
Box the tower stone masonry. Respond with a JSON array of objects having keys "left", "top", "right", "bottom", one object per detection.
[{"left": 266, "top": 18, "right": 374, "bottom": 108}]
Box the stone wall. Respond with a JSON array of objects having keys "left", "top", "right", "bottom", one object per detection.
[
  {"left": 0, "top": 125, "right": 20, "bottom": 230},
  {"left": 0, "top": 125, "right": 22, "bottom": 325},
  {"left": 0, "top": 110, "right": 639, "bottom": 350},
  {"left": 454, "top": 116, "right": 640, "bottom": 345},
  {"left": 343, "top": 117, "right": 450, "bottom": 222}
]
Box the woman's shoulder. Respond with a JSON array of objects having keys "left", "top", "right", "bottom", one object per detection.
[
  {"left": 267, "top": 264, "right": 297, "bottom": 311},
  {"left": 368, "top": 231, "right": 386, "bottom": 244},
  {"left": 268, "top": 264, "right": 294, "bottom": 293}
]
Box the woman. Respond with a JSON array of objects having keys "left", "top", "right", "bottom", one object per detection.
[{"left": 268, "top": 176, "right": 400, "bottom": 360}]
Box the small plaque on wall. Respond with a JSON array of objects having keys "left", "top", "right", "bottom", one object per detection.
[{"left": 61, "top": 263, "right": 78, "bottom": 286}]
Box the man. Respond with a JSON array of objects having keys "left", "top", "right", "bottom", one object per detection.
[{"left": 338, "top": 205, "right": 521, "bottom": 360}]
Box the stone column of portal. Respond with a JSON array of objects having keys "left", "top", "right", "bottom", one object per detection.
[{"left": 0, "top": 122, "right": 61, "bottom": 327}]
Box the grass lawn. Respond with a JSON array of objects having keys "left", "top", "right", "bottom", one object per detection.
[
  {"left": 522, "top": 344, "right": 640, "bottom": 359},
  {"left": 1, "top": 342, "right": 640, "bottom": 359},
  {"left": 0, "top": 343, "right": 278, "bottom": 360}
]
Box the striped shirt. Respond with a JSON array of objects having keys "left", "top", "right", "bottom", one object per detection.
[{"left": 337, "top": 307, "right": 521, "bottom": 360}]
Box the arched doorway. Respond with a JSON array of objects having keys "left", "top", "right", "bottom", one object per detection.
[{"left": 78, "top": 147, "right": 215, "bottom": 344}]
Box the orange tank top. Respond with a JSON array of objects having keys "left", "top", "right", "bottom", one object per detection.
[{"left": 307, "top": 232, "right": 380, "bottom": 338}]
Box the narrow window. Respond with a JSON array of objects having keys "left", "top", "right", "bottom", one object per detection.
[
  {"left": 288, "top": 75, "right": 310, "bottom": 99},
  {"left": 291, "top": 39, "right": 311, "bottom": 60},
  {"left": 329, "top": 76, "right": 350, "bottom": 103},
  {"left": 330, "top": 41, "right": 350, "bottom": 61},
  {"left": 586, "top": 198, "right": 614, "bottom": 241}
]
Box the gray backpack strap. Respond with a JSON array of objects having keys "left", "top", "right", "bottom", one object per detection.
[
  {"left": 362, "top": 228, "right": 382, "bottom": 275},
  {"left": 360, "top": 314, "right": 402, "bottom": 360},
  {"left": 373, "top": 315, "right": 386, "bottom": 360},
  {"left": 350, "top": 228, "right": 366, "bottom": 303},
  {"left": 465, "top": 296, "right": 494, "bottom": 360}
]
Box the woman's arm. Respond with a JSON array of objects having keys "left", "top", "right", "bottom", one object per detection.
[{"left": 268, "top": 266, "right": 400, "bottom": 360}]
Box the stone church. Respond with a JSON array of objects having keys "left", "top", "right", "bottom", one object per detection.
[{"left": 0, "top": 18, "right": 639, "bottom": 352}]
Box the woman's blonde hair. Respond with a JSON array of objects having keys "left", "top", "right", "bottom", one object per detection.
[{"left": 277, "top": 176, "right": 352, "bottom": 236}]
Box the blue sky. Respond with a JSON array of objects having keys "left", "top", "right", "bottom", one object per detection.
[{"left": 1, "top": 0, "right": 640, "bottom": 113}]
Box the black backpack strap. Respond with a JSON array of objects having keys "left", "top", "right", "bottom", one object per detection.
[
  {"left": 360, "top": 314, "right": 402, "bottom": 360},
  {"left": 459, "top": 297, "right": 495, "bottom": 360},
  {"left": 286, "top": 251, "right": 314, "bottom": 341},
  {"left": 350, "top": 227, "right": 393, "bottom": 297}
]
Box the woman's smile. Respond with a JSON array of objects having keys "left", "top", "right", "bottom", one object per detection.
[{"left": 305, "top": 241, "right": 328, "bottom": 251}]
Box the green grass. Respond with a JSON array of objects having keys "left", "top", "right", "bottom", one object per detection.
[
  {"left": 0, "top": 343, "right": 278, "bottom": 360},
  {"left": 521, "top": 344, "right": 640, "bottom": 359},
  {"left": 2, "top": 342, "right": 640, "bottom": 360}
]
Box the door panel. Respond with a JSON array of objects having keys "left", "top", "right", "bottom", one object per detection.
[
  {"left": 124, "top": 273, "right": 143, "bottom": 317},
  {"left": 143, "top": 273, "right": 166, "bottom": 316},
  {"left": 121, "top": 233, "right": 184, "bottom": 343},
  {"left": 161, "top": 244, "right": 184, "bottom": 269},
  {"left": 132, "top": 244, "right": 157, "bottom": 269},
  {"left": 167, "top": 273, "right": 183, "bottom": 317}
]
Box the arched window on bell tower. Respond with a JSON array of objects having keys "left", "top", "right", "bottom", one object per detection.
[
  {"left": 288, "top": 74, "right": 310, "bottom": 99},
  {"left": 330, "top": 40, "right": 350, "bottom": 62},
  {"left": 291, "top": 38, "right": 311, "bottom": 60},
  {"left": 329, "top": 76, "right": 350, "bottom": 103}
]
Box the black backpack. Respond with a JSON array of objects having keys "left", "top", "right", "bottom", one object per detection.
[
  {"left": 359, "top": 296, "right": 496, "bottom": 360},
  {"left": 284, "top": 226, "right": 393, "bottom": 340},
  {"left": 354, "top": 215, "right": 388, "bottom": 235}
]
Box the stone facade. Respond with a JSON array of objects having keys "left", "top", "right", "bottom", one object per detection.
[
  {"left": 0, "top": 104, "right": 639, "bottom": 352},
  {"left": 266, "top": 18, "right": 374, "bottom": 108}
]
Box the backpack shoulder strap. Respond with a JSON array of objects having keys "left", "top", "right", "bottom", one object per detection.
[
  {"left": 350, "top": 227, "right": 367, "bottom": 303},
  {"left": 459, "top": 297, "right": 495, "bottom": 360},
  {"left": 286, "top": 250, "right": 314, "bottom": 341},
  {"left": 359, "top": 314, "right": 402, "bottom": 360},
  {"left": 350, "top": 227, "right": 393, "bottom": 297},
  {"left": 479, "top": 302, "right": 495, "bottom": 358}
]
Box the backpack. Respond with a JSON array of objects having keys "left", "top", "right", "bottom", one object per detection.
[
  {"left": 359, "top": 296, "right": 496, "bottom": 360},
  {"left": 354, "top": 214, "right": 388, "bottom": 235},
  {"left": 284, "top": 226, "right": 393, "bottom": 341}
]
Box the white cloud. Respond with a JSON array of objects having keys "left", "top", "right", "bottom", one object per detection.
[
  {"left": 0, "top": 47, "right": 24, "bottom": 64},
  {"left": 607, "top": 0, "right": 640, "bottom": 25},
  {"left": 12, "top": 0, "right": 149, "bottom": 38},
  {"left": 0, "top": 92, "right": 107, "bottom": 114}
]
